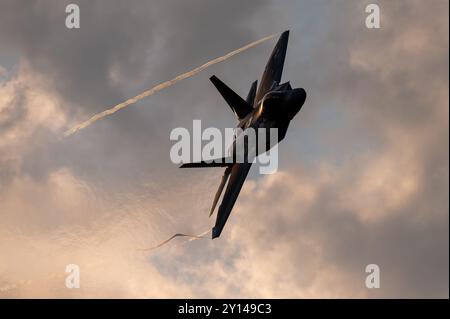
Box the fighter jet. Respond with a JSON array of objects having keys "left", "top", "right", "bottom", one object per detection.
[{"left": 180, "top": 30, "right": 306, "bottom": 239}]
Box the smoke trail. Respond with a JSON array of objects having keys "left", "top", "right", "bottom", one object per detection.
[
  {"left": 138, "top": 229, "right": 211, "bottom": 251},
  {"left": 64, "top": 33, "right": 277, "bottom": 137}
]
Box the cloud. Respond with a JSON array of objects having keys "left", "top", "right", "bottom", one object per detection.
[{"left": 0, "top": 61, "right": 68, "bottom": 185}]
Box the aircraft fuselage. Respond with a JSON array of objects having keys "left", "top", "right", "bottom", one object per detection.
[{"left": 230, "top": 87, "right": 306, "bottom": 160}]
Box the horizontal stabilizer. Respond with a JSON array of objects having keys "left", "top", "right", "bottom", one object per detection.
[
  {"left": 180, "top": 157, "right": 234, "bottom": 168},
  {"left": 210, "top": 75, "right": 253, "bottom": 119}
]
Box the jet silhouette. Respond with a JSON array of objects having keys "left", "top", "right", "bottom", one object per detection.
[{"left": 181, "top": 30, "right": 306, "bottom": 239}]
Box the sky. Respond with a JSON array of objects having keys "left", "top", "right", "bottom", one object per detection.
[{"left": 0, "top": 0, "right": 448, "bottom": 298}]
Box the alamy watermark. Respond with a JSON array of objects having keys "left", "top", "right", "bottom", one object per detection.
[
  {"left": 65, "top": 4, "right": 80, "bottom": 29},
  {"left": 365, "top": 264, "right": 380, "bottom": 289},
  {"left": 170, "top": 120, "right": 279, "bottom": 174},
  {"left": 365, "top": 4, "right": 381, "bottom": 29},
  {"left": 65, "top": 264, "right": 80, "bottom": 289}
]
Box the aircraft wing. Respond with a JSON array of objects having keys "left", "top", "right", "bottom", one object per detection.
[
  {"left": 254, "top": 30, "right": 289, "bottom": 104},
  {"left": 212, "top": 162, "right": 252, "bottom": 238}
]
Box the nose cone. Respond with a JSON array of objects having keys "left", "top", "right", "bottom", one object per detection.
[
  {"left": 289, "top": 88, "right": 306, "bottom": 104},
  {"left": 285, "top": 88, "right": 306, "bottom": 119},
  {"left": 260, "top": 88, "right": 307, "bottom": 120}
]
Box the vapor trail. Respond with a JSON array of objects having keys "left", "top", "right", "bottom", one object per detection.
[
  {"left": 64, "top": 33, "right": 277, "bottom": 137},
  {"left": 138, "top": 229, "right": 211, "bottom": 251}
]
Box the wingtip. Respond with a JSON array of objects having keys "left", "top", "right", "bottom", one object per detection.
[{"left": 211, "top": 227, "right": 220, "bottom": 239}]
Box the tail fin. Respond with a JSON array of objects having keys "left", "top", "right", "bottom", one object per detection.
[
  {"left": 180, "top": 157, "right": 233, "bottom": 168},
  {"left": 246, "top": 80, "right": 258, "bottom": 106},
  {"left": 210, "top": 75, "right": 253, "bottom": 119},
  {"left": 255, "top": 30, "right": 289, "bottom": 103}
]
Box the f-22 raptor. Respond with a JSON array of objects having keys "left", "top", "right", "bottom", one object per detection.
[{"left": 181, "top": 30, "right": 307, "bottom": 239}]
